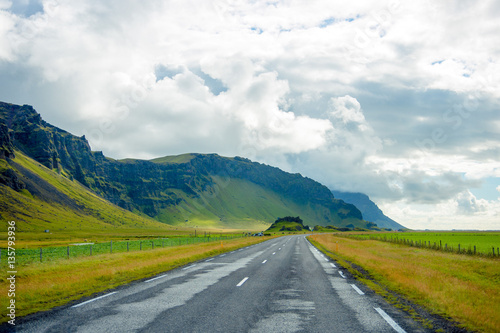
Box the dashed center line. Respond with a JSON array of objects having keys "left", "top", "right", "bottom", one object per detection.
[
  {"left": 330, "top": 263, "right": 336, "bottom": 268},
  {"left": 72, "top": 292, "right": 118, "bottom": 308},
  {"left": 205, "top": 258, "right": 214, "bottom": 262},
  {"left": 272, "top": 252, "right": 276, "bottom": 255},
  {"left": 236, "top": 277, "right": 249, "bottom": 287},
  {"left": 262, "top": 260, "right": 267, "bottom": 264}
]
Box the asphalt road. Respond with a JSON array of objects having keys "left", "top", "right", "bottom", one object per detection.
[{"left": 12, "top": 235, "right": 427, "bottom": 332}]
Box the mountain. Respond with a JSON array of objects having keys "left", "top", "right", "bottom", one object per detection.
[
  {"left": 265, "top": 216, "right": 310, "bottom": 233},
  {"left": 331, "top": 190, "right": 404, "bottom": 230},
  {"left": 0, "top": 101, "right": 368, "bottom": 231}
]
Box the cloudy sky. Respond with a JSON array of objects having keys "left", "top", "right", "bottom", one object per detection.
[{"left": 1, "top": 0, "right": 499, "bottom": 230}]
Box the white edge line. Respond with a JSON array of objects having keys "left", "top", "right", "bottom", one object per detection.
[
  {"left": 182, "top": 264, "right": 197, "bottom": 270},
  {"left": 351, "top": 284, "right": 365, "bottom": 295},
  {"left": 330, "top": 263, "right": 336, "bottom": 268},
  {"left": 237, "top": 277, "right": 249, "bottom": 287},
  {"left": 145, "top": 274, "right": 167, "bottom": 283},
  {"left": 374, "top": 307, "right": 407, "bottom": 333},
  {"left": 205, "top": 258, "right": 214, "bottom": 262},
  {"left": 339, "top": 271, "right": 346, "bottom": 278},
  {"left": 220, "top": 254, "right": 226, "bottom": 257},
  {"left": 72, "top": 292, "right": 118, "bottom": 308},
  {"left": 262, "top": 260, "right": 267, "bottom": 264}
]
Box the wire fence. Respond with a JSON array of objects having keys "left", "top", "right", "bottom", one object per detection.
[
  {"left": 0, "top": 235, "right": 242, "bottom": 267},
  {"left": 338, "top": 233, "right": 499, "bottom": 257}
]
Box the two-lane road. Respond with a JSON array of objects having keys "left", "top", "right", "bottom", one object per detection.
[{"left": 14, "top": 235, "right": 425, "bottom": 332}]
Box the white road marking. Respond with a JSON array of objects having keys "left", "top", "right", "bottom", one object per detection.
[
  {"left": 339, "top": 271, "right": 346, "bottom": 278},
  {"left": 145, "top": 274, "right": 167, "bottom": 283},
  {"left": 272, "top": 252, "right": 276, "bottom": 255},
  {"left": 205, "top": 258, "right": 214, "bottom": 262},
  {"left": 182, "top": 264, "right": 197, "bottom": 270},
  {"left": 72, "top": 292, "right": 118, "bottom": 308},
  {"left": 279, "top": 248, "right": 281, "bottom": 250},
  {"left": 374, "top": 307, "right": 407, "bottom": 333},
  {"left": 351, "top": 284, "right": 365, "bottom": 295},
  {"left": 220, "top": 254, "right": 226, "bottom": 257},
  {"left": 330, "top": 263, "right": 336, "bottom": 268},
  {"left": 262, "top": 260, "right": 267, "bottom": 264},
  {"left": 237, "top": 277, "right": 249, "bottom": 287}
]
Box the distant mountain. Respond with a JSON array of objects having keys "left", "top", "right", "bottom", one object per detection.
[
  {"left": 1, "top": 101, "right": 368, "bottom": 231},
  {"left": 331, "top": 190, "right": 404, "bottom": 230}
]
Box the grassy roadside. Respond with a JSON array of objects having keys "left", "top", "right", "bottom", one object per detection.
[
  {"left": 309, "top": 234, "right": 500, "bottom": 333},
  {"left": 0, "top": 236, "right": 275, "bottom": 324}
]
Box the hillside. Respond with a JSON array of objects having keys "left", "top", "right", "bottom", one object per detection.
[
  {"left": 0, "top": 150, "right": 174, "bottom": 239},
  {"left": 0, "top": 101, "right": 368, "bottom": 230},
  {"left": 331, "top": 190, "right": 404, "bottom": 230},
  {"left": 265, "top": 216, "right": 310, "bottom": 232}
]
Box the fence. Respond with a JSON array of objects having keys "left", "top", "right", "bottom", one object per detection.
[
  {"left": 339, "top": 234, "right": 499, "bottom": 257},
  {"left": 0, "top": 235, "right": 241, "bottom": 266}
]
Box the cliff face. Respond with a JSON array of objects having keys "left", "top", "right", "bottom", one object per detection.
[
  {"left": 0, "top": 121, "right": 14, "bottom": 159},
  {"left": 0, "top": 102, "right": 97, "bottom": 186},
  {"left": 0, "top": 101, "right": 365, "bottom": 227}
]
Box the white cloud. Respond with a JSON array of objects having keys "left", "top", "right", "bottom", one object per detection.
[{"left": 0, "top": 0, "right": 499, "bottom": 230}]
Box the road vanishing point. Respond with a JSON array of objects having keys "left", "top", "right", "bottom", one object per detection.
[{"left": 13, "top": 235, "right": 427, "bottom": 332}]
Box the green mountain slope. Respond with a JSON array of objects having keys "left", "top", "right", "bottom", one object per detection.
[
  {"left": 0, "top": 101, "right": 368, "bottom": 230},
  {"left": 0, "top": 150, "right": 174, "bottom": 236}
]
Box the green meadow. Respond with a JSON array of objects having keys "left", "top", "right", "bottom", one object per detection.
[{"left": 347, "top": 231, "right": 500, "bottom": 256}]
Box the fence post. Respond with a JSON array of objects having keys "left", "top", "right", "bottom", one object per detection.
[
  {"left": 127, "top": 242, "right": 129, "bottom": 252},
  {"left": 67, "top": 246, "right": 70, "bottom": 259},
  {"left": 140, "top": 241, "right": 142, "bottom": 251},
  {"left": 152, "top": 241, "right": 154, "bottom": 249},
  {"left": 474, "top": 245, "right": 476, "bottom": 255},
  {"left": 90, "top": 244, "right": 92, "bottom": 256},
  {"left": 458, "top": 244, "right": 461, "bottom": 253}
]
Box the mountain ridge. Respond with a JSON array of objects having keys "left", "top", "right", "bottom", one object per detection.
[
  {"left": 331, "top": 190, "right": 404, "bottom": 230},
  {"left": 0, "top": 101, "right": 397, "bottom": 230}
]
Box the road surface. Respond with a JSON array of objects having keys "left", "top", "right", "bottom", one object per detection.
[{"left": 12, "top": 235, "right": 426, "bottom": 332}]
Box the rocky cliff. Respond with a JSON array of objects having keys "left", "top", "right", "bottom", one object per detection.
[{"left": 0, "top": 101, "right": 367, "bottom": 228}]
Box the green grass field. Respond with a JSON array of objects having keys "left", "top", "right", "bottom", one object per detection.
[
  {"left": 0, "top": 235, "right": 244, "bottom": 266},
  {"left": 346, "top": 231, "right": 500, "bottom": 256}
]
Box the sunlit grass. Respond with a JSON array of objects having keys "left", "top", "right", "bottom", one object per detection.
[{"left": 309, "top": 234, "right": 500, "bottom": 333}]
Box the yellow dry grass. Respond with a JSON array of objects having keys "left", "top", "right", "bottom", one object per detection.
[
  {"left": 0, "top": 236, "right": 273, "bottom": 323},
  {"left": 309, "top": 234, "right": 500, "bottom": 333}
]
